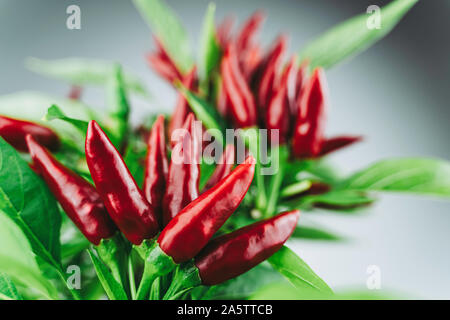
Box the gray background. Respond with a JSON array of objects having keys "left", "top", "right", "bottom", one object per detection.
[{"left": 0, "top": 0, "right": 449, "bottom": 298}]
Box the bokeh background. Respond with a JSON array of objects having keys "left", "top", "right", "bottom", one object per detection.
[{"left": 0, "top": 0, "right": 449, "bottom": 298}]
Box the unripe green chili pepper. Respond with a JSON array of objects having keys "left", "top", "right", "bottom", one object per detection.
[
  {"left": 163, "top": 210, "right": 299, "bottom": 298},
  {"left": 292, "top": 68, "right": 328, "bottom": 158},
  {"left": 163, "top": 113, "right": 201, "bottom": 226},
  {"left": 26, "top": 135, "right": 116, "bottom": 245},
  {"left": 86, "top": 120, "right": 159, "bottom": 245},
  {"left": 143, "top": 115, "right": 169, "bottom": 224},
  {"left": 0, "top": 115, "right": 60, "bottom": 153}
]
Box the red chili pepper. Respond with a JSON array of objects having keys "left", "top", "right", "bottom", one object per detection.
[
  {"left": 162, "top": 113, "right": 201, "bottom": 226},
  {"left": 0, "top": 115, "right": 60, "bottom": 153},
  {"left": 257, "top": 35, "right": 288, "bottom": 113},
  {"left": 168, "top": 67, "right": 197, "bottom": 143},
  {"left": 203, "top": 144, "right": 235, "bottom": 191},
  {"left": 143, "top": 115, "right": 169, "bottom": 224},
  {"left": 265, "top": 57, "right": 298, "bottom": 144},
  {"left": 159, "top": 156, "right": 255, "bottom": 263},
  {"left": 319, "top": 136, "right": 363, "bottom": 156},
  {"left": 26, "top": 135, "right": 116, "bottom": 245},
  {"left": 195, "top": 209, "right": 299, "bottom": 285},
  {"left": 146, "top": 36, "right": 183, "bottom": 84},
  {"left": 221, "top": 45, "right": 257, "bottom": 128},
  {"left": 292, "top": 68, "right": 328, "bottom": 158},
  {"left": 216, "top": 15, "right": 235, "bottom": 49},
  {"left": 216, "top": 78, "right": 230, "bottom": 119},
  {"left": 235, "top": 11, "right": 265, "bottom": 56},
  {"left": 67, "top": 85, "right": 83, "bottom": 100},
  {"left": 86, "top": 120, "right": 159, "bottom": 245}
]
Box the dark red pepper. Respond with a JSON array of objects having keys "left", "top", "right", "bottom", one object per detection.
[
  {"left": 85, "top": 120, "right": 159, "bottom": 245},
  {"left": 292, "top": 68, "right": 328, "bottom": 159},
  {"left": 143, "top": 115, "right": 169, "bottom": 224},
  {"left": 0, "top": 115, "right": 60, "bottom": 153},
  {"left": 256, "top": 35, "right": 287, "bottom": 113},
  {"left": 319, "top": 136, "right": 363, "bottom": 156},
  {"left": 162, "top": 113, "right": 201, "bottom": 226},
  {"left": 235, "top": 10, "right": 265, "bottom": 55},
  {"left": 221, "top": 45, "right": 257, "bottom": 128},
  {"left": 159, "top": 156, "right": 255, "bottom": 263},
  {"left": 195, "top": 209, "right": 299, "bottom": 285},
  {"left": 203, "top": 144, "right": 235, "bottom": 191},
  {"left": 27, "top": 135, "right": 116, "bottom": 245},
  {"left": 168, "top": 67, "right": 197, "bottom": 143}
]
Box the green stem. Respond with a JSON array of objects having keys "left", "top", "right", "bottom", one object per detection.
[
  {"left": 265, "top": 144, "right": 288, "bottom": 217},
  {"left": 162, "top": 262, "right": 201, "bottom": 300},
  {"left": 136, "top": 264, "right": 158, "bottom": 300},
  {"left": 128, "top": 256, "right": 137, "bottom": 300},
  {"left": 280, "top": 180, "right": 312, "bottom": 198}
]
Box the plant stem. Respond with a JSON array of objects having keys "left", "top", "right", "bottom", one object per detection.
[
  {"left": 265, "top": 144, "right": 288, "bottom": 217},
  {"left": 128, "top": 256, "right": 137, "bottom": 300}
]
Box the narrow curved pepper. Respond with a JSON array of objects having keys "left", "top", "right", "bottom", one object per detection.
[
  {"left": 159, "top": 156, "right": 255, "bottom": 263},
  {"left": 221, "top": 45, "right": 257, "bottom": 128},
  {"left": 163, "top": 113, "right": 201, "bottom": 226},
  {"left": 143, "top": 115, "right": 169, "bottom": 224},
  {"left": 292, "top": 68, "right": 328, "bottom": 159},
  {"left": 257, "top": 35, "right": 287, "bottom": 113},
  {"left": 235, "top": 10, "right": 265, "bottom": 55},
  {"left": 146, "top": 36, "right": 183, "bottom": 84},
  {"left": 216, "top": 15, "right": 235, "bottom": 49},
  {"left": 168, "top": 67, "right": 197, "bottom": 142},
  {"left": 0, "top": 115, "right": 60, "bottom": 153},
  {"left": 26, "top": 135, "right": 116, "bottom": 245},
  {"left": 85, "top": 120, "right": 159, "bottom": 245},
  {"left": 203, "top": 144, "right": 235, "bottom": 191},
  {"left": 319, "top": 135, "right": 363, "bottom": 156},
  {"left": 195, "top": 209, "right": 299, "bottom": 285}
]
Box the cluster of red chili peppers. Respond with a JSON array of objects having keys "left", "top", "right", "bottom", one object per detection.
[
  {"left": 148, "top": 11, "right": 362, "bottom": 158},
  {"left": 0, "top": 110, "right": 298, "bottom": 299}
]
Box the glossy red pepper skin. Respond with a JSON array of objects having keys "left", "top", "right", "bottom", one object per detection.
[
  {"left": 26, "top": 135, "right": 116, "bottom": 245},
  {"left": 147, "top": 36, "right": 183, "bottom": 84},
  {"left": 143, "top": 115, "right": 169, "bottom": 224},
  {"left": 221, "top": 45, "right": 257, "bottom": 128},
  {"left": 195, "top": 209, "right": 299, "bottom": 285},
  {"left": 292, "top": 68, "right": 328, "bottom": 159},
  {"left": 0, "top": 115, "right": 60, "bottom": 153},
  {"left": 85, "top": 120, "right": 159, "bottom": 245},
  {"left": 158, "top": 156, "right": 255, "bottom": 263},
  {"left": 168, "top": 67, "right": 197, "bottom": 143},
  {"left": 203, "top": 144, "right": 235, "bottom": 191},
  {"left": 319, "top": 136, "right": 362, "bottom": 156},
  {"left": 162, "top": 113, "right": 201, "bottom": 226}
]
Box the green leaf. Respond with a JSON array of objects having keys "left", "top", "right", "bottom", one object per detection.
[
  {"left": 88, "top": 249, "right": 128, "bottom": 300},
  {"left": 299, "top": 0, "right": 418, "bottom": 70},
  {"left": 265, "top": 144, "right": 289, "bottom": 217},
  {"left": 177, "top": 85, "right": 225, "bottom": 145},
  {"left": 123, "top": 135, "right": 148, "bottom": 187},
  {"left": 302, "top": 190, "right": 375, "bottom": 208},
  {"left": 133, "top": 0, "right": 193, "bottom": 73},
  {"left": 26, "top": 57, "right": 148, "bottom": 96},
  {"left": 0, "top": 272, "right": 22, "bottom": 300},
  {"left": 292, "top": 225, "right": 343, "bottom": 241},
  {"left": 341, "top": 158, "right": 450, "bottom": 197},
  {"left": 268, "top": 246, "right": 332, "bottom": 294},
  {"left": 199, "top": 157, "right": 216, "bottom": 191},
  {"left": 0, "top": 212, "right": 57, "bottom": 299},
  {"left": 105, "top": 64, "right": 130, "bottom": 148},
  {"left": 0, "top": 91, "right": 99, "bottom": 147},
  {"left": 198, "top": 3, "right": 221, "bottom": 81},
  {"left": 0, "top": 138, "right": 62, "bottom": 266},
  {"left": 44, "top": 104, "right": 88, "bottom": 135}
]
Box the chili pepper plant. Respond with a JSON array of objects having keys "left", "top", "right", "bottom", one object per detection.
[{"left": 0, "top": 0, "right": 448, "bottom": 300}]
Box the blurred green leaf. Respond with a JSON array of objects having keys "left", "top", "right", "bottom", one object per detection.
[
  {"left": 0, "top": 272, "right": 22, "bottom": 300},
  {"left": 44, "top": 104, "right": 88, "bottom": 135},
  {"left": 133, "top": 0, "right": 193, "bottom": 73},
  {"left": 299, "top": 0, "right": 418, "bottom": 70},
  {"left": 292, "top": 225, "right": 343, "bottom": 241},
  {"left": 88, "top": 249, "right": 128, "bottom": 300},
  {"left": 0, "top": 138, "right": 62, "bottom": 266},
  {"left": 26, "top": 57, "right": 148, "bottom": 96},
  {"left": 268, "top": 246, "right": 332, "bottom": 294},
  {"left": 0, "top": 212, "right": 57, "bottom": 299},
  {"left": 198, "top": 3, "right": 221, "bottom": 82},
  {"left": 341, "top": 158, "right": 450, "bottom": 197}
]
